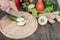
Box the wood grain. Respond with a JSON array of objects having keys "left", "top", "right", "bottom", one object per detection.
[{"left": 0, "top": 0, "right": 60, "bottom": 40}]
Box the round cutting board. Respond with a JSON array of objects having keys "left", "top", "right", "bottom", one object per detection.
[{"left": 0, "top": 10, "right": 38, "bottom": 39}]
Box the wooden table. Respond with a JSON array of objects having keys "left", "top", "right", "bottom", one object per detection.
[{"left": 0, "top": 0, "right": 60, "bottom": 40}]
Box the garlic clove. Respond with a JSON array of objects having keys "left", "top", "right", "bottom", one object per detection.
[{"left": 38, "top": 16, "right": 48, "bottom": 25}]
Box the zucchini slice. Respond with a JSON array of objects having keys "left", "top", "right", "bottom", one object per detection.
[
  {"left": 17, "top": 21, "right": 25, "bottom": 26},
  {"left": 28, "top": 4, "right": 35, "bottom": 9},
  {"left": 16, "top": 17, "right": 25, "bottom": 22}
]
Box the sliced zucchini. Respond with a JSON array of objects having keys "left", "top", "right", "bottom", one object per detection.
[
  {"left": 16, "top": 17, "right": 25, "bottom": 22},
  {"left": 17, "top": 21, "right": 25, "bottom": 26},
  {"left": 28, "top": 4, "right": 35, "bottom": 9}
]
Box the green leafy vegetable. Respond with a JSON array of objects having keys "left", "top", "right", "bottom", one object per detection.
[
  {"left": 41, "top": 0, "right": 57, "bottom": 13},
  {"left": 22, "top": 2, "right": 29, "bottom": 11},
  {"left": 53, "top": 2, "right": 57, "bottom": 11},
  {"left": 22, "top": 0, "right": 57, "bottom": 18},
  {"left": 43, "top": 0, "right": 55, "bottom": 6},
  {"left": 28, "top": 8, "right": 38, "bottom": 18},
  {"left": 22, "top": 2, "right": 29, "bottom": 8},
  {"left": 40, "top": 5, "right": 54, "bottom": 13},
  {"left": 32, "top": 8, "right": 38, "bottom": 18},
  {"left": 22, "top": 2, "right": 38, "bottom": 18}
]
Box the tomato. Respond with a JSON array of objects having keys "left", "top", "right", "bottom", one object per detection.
[
  {"left": 36, "top": 2, "right": 44, "bottom": 11},
  {"left": 15, "top": 0, "right": 20, "bottom": 8}
]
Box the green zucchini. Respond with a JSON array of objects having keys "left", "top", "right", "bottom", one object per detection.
[
  {"left": 7, "top": 14, "right": 17, "bottom": 21},
  {"left": 7, "top": 14, "right": 26, "bottom": 26}
]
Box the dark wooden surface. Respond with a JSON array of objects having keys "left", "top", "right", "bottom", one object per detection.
[{"left": 0, "top": 0, "right": 60, "bottom": 40}]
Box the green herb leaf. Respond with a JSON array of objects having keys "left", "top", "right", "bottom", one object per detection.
[{"left": 28, "top": 8, "right": 38, "bottom": 18}]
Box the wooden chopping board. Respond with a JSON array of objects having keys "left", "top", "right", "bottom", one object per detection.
[{"left": 0, "top": 10, "right": 38, "bottom": 39}]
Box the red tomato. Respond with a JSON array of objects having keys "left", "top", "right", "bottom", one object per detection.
[
  {"left": 36, "top": 2, "right": 44, "bottom": 11},
  {"left": 15, "top": 0, "right": 20, "bottom": 8}
]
